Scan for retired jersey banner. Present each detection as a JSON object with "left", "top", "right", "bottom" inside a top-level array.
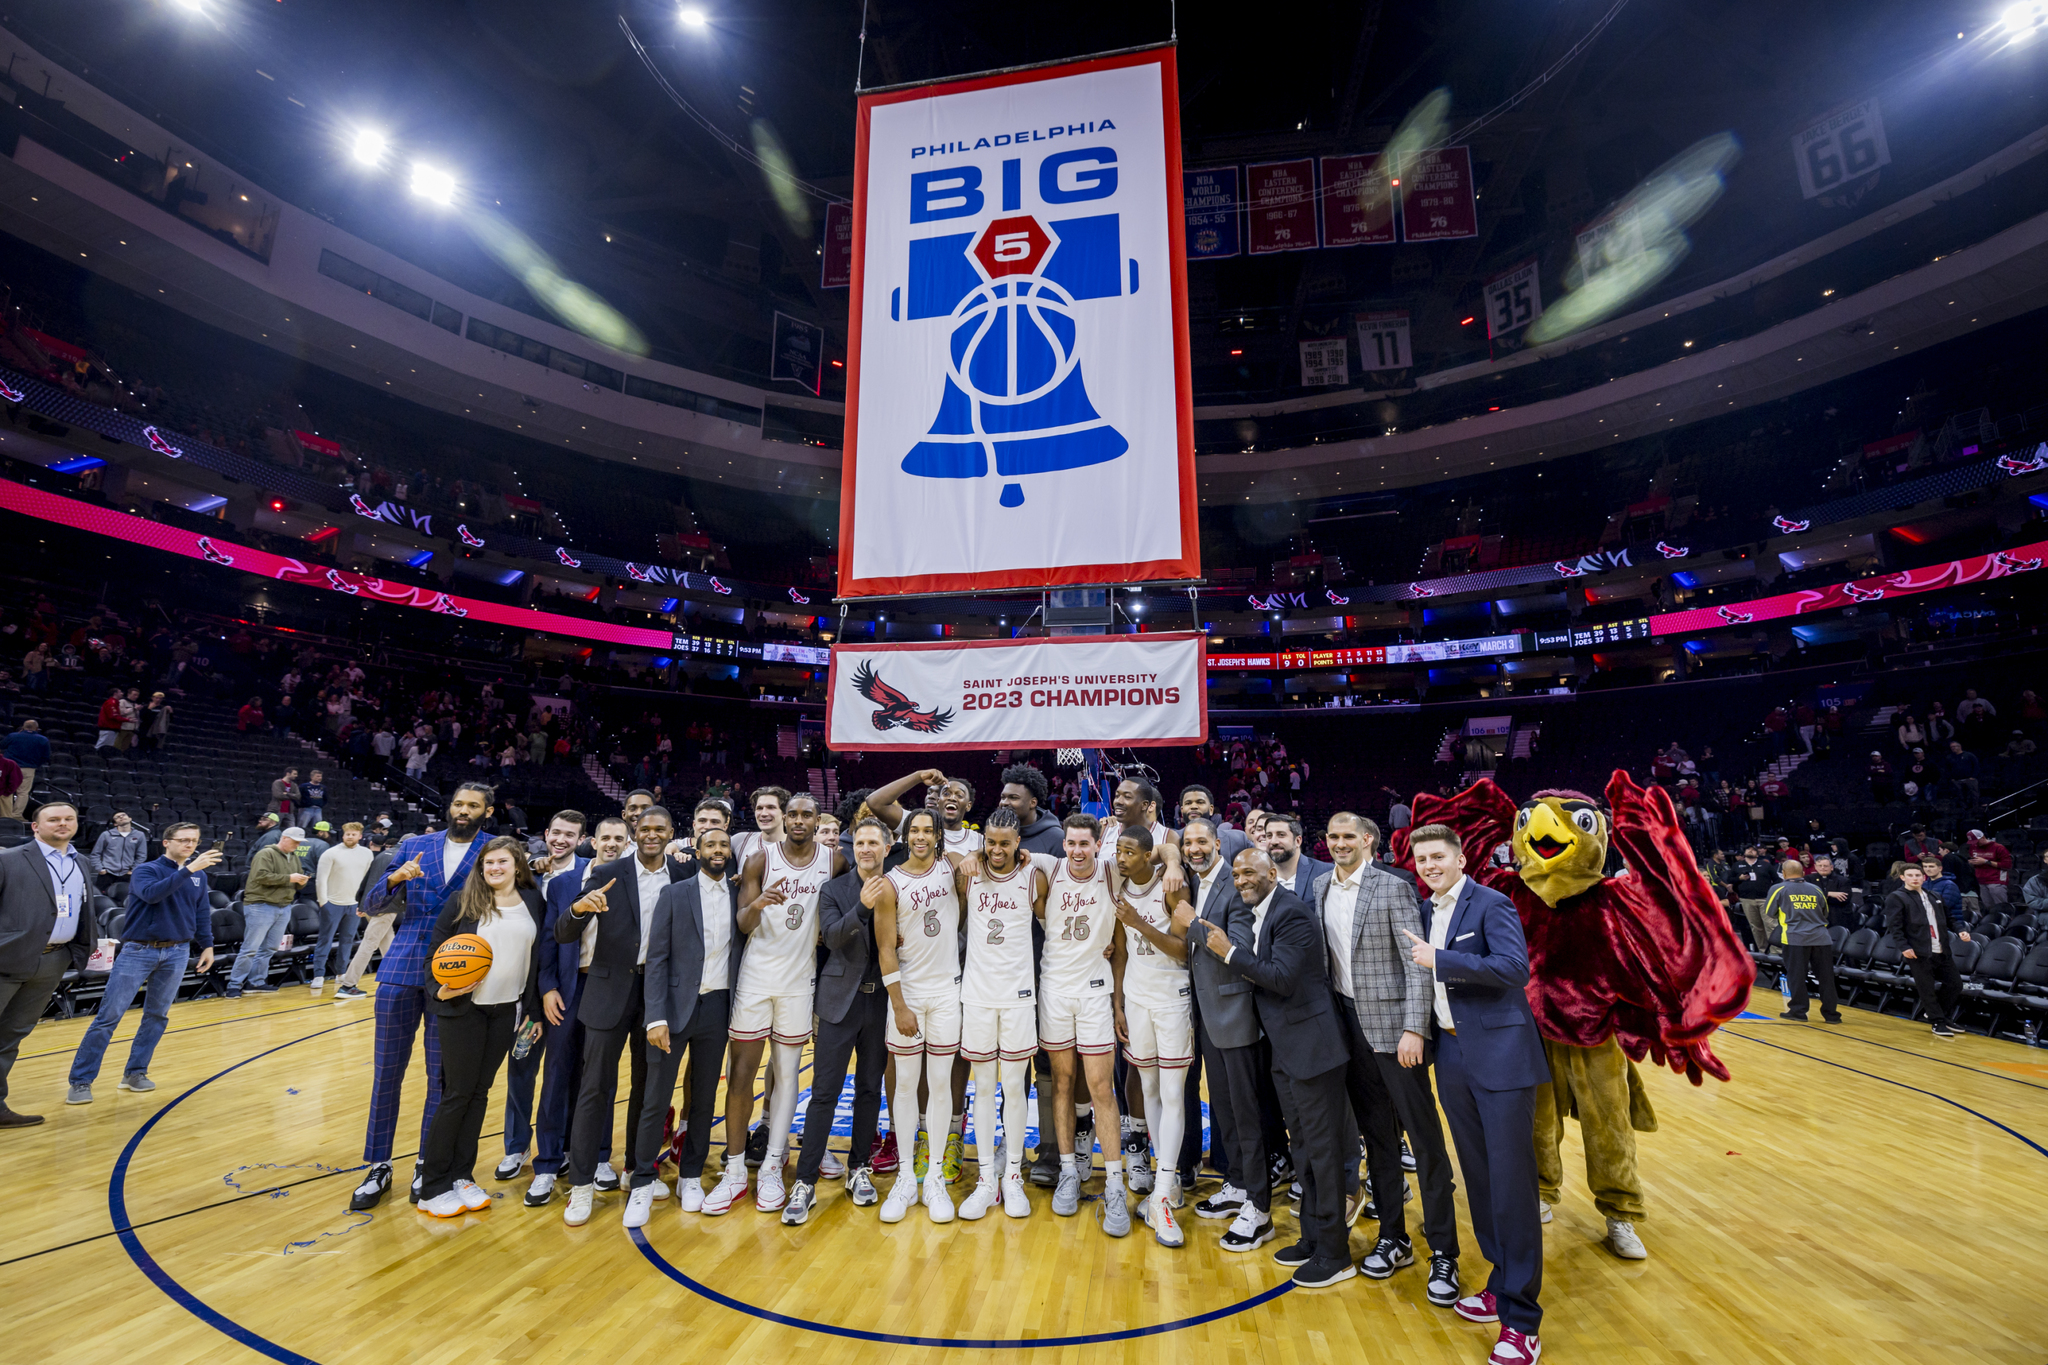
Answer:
[
  {"left": 827, "top": 632, "right": 1207, "bottom": 752},
  {"left": 840, "top": 47, "right": 1198, "bottom": 598}
]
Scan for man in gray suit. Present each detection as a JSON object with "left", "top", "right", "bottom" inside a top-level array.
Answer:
[
  {"left": 1179, "top": 818, "right": 1272, "bottom": 1252},
  {"left": 628, "top": 826, "right": 745, "bottom": 1227},
  {"left": 1, "top": 801, "right": 98, "bottom": 1127},
  {"left": 1312, "top": 812, "right": 1461, "bottom": 1306}
]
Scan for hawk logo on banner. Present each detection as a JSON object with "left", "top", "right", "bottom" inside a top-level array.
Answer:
[
  {"left": 142, "top": 425, "right": 183, "bottom": 458},
  {"left": 1997, "top": 444, "right": 2048, "bottom": 476},
  {"left": 1407, "top": 583, "right": 1435, "bottom": 598},
  {"left": 1655, "top": 541, "right": 1690, "bottom": 560},
  {"left": 853, "top": 661, "right": 956, "bottom": 733},
  {"left": 788, "top": 587, "right": 811, "bottom": 605},
  {"left": 457, "top": 524, "right": 486, "bottom": 547},
  {"left": 0, "top": 379, "right": 23, "bottom": 403},
  {"left": 556, "top": 547, "right": 582, "bottom": 568},
  {"left": 841, "top": 47, "right": 1196, "bottom": 597},
  {"left": 1716, "top": 606, "right": 1753, "bottom": 624},
  {"left": 1771, "top": 516, "right": 1811, "bottom": 534},
  {"left": 198, "top": 536, "right": 234, "bottom": 566},
  {"left": 1553, "top": 561, "right": 1585, "bottom": 579},
  {"left": 1842, "top": 582, "right": 1884, "bottom": 602}
]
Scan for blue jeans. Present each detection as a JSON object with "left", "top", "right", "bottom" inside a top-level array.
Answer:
[
  {"left": 298, "top": 807, "right": 323, "bottom": 832},
  {"left": 229, "top": 903, "right": 291, "bottom": 988},
  {"left": 313, "top": 903, "right": 359, "bottom": 980},
  {"left": 69, "top": 942, "right": 190, "bottom": 1085}
]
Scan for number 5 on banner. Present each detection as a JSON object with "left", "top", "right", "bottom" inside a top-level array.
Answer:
[{"left": 992, "top": 232, "right": 1032, "bottom": 263}]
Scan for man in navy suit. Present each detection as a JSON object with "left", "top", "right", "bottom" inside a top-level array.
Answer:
[
  {"left": 1405, "top": 823, "right": 1549, "bottom": 1365},
  {"left": 496, "top": 810, "right": 589, "bottom": 1184},
  {"left": 1200, "top": 848, "right": 1355, "bottom": 1289},
  {"left": 626, "top": 825, "right": 745, "bottom": 1228},
  {"left": 521, "top": 815, "right": 629, "bottom": 1207}
]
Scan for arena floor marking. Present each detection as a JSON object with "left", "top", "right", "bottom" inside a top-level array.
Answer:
[
  {"left": 19, "top": 997, "right": 357, "bottom": 1061},
  {"left": 1773, "top": 1020, "right": 2048, "bottom": 1090}
]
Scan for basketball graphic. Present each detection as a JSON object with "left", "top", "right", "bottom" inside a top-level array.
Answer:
[{"left": 431, "top": 933, "right": 493, "bottom": 990}]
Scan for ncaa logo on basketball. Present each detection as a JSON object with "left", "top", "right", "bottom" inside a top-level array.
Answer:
[{"left": 842, "top": 49, "right": 1198, "bottom": 597}]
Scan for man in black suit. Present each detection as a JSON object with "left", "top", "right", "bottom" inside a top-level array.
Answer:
[
  {"left": 1261, "top": 813, "right": 1332, "bottom": 901},
  {"left": 783, "top": 817, "right": 894, "bottom": 1223},
  {"left": 1200, "top": 848, "right": 1355, "bottom": 1289},
  {"left": 1405, "top": 823, "right": 1550, "bottom": 1365},
  {"left": 0, "top": 802, "right": 96, "bottom": 1128},
  {"left": 624, "top": 826, "right": 744, "bottom": 1228},
  {"left": 553, "top": 806, "right": 685, "bottom": 1226}
]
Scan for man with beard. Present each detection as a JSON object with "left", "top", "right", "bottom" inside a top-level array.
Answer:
[
  {"left": 349, "top": 782, "right": 494, "bottom": 1211},
  {"left": 1179, "top": 785, "right": 1250, "bottom": 863},
  {"left": 626, "top": 827, "right": 744, "bottom": 1228}
]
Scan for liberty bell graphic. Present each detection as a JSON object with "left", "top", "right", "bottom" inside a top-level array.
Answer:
[{"left": 897, "top": 212, "right": 1130, "bottom": 507}]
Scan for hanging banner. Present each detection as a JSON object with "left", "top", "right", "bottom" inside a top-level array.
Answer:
[
  {"left": 1183, "top": 165, "right": 1242, "bottom": 259},
  {"left": 1355, "top": 309, "right": 1411, "bottom": 371},
  {"left": 827, "top": 632, "right": 1207, "bottom": 751},
  {"left": 1484, "top": 258, "right": 1543, "bottom": 340},
  {"left": 1319, "top": 153, "right": 1396, "bottom": 247},
  {"left": 841, "top": 46, "right": 1198, "bottom": 598},
  {"left": 1246, "top": 158, "right": 1317, "bottom": 254},
  {"left": 1398, "top": 146, "right": 1478, "bottom": 242},
  {"left": 1792, "top": 97, "right": 1890, "bottom": 201},
  {"left": 770, "top": 311, "right": 826, "bottom": 394},
  {"left": 1298, "top": 337, "right": 1349, "bottom": 388},
  {"left": 820, "top": 202, "right": 855, "bottom": 288}
]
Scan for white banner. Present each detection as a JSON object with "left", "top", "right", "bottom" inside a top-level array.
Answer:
[
  {"left": 1355, "top": 310, "right": 1410, "bottom": 371},
  {"left": 1792, "top": 98, "right": 1890, "bottom": 201},
  {"left": 841, "top": 48, "right": 1197, "bottom": 597},
  {"left": 1298, "top": 337, "right": 1348, "bottom": 387},
  {"left": 827, "top": 632, "right": 1207, "bottom": 752},
  {"left": 1484, "top": 258, "right": 1542, "bottom": 340}
]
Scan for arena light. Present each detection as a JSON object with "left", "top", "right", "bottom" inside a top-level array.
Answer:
[
  {"left": 410, "top": 162, "right": 457, "bottom": 207},
  {"left": 2003, "top": 2, "right": 2048, "bottom": 36},
  {"left": 351, "top": 129, "right": 388, "bottom": 168},
  {"left": 679, "top": 5, "right": 709, "bottom": 27}
]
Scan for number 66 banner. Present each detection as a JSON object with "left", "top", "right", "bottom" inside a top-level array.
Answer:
[
  {"left": 838, "top": 46, "right": 1199, "bottom": 598},
  {"left": 827, "top": 633, "right": 1207, "bottom": 752}
]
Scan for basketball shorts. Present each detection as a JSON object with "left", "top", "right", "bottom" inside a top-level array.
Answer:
[
  {"left": 729, "top": 989, "right": 814, "bottom": 1047},
  {"left": 1038, "top": 990, "right": 1115, "bottom": 1056},
  {"left": 885, "top": 993, "right": 963, "bottom": 1058},
  {"left": 1121, "top": 997, "right": 1194, "bottom": 1069},
  {"left": 960, "top": 1004, "right": 1038, "bottom": 1063}
]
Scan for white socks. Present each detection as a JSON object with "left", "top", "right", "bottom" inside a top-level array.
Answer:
[{"left": 1140, "top": 1064, "right": 1189, "bottom": 1179}]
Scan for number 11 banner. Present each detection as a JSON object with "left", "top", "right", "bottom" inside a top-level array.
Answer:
[{"left": 839, "top": 46, "right": 1199, "bottom": 598}]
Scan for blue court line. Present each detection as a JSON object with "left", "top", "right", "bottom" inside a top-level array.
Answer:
[
  {"left": 1769, "top": 1021, "right": 2048, "bottom": 1092},
  {"left": 631, "top": 1227, "right": 1295, "bottom": 1348},
  {"left": 1722, "top": 1029, "right": 2048, "bottom": 1160}
]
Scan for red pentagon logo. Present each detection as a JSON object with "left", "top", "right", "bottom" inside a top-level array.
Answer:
[{"left": 971, "top": 215, "right": 1054, "bottom": 279}]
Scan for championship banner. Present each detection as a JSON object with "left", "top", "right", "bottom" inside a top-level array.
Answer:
[
  {"left": 1398, "top": 146, "right": 1478, "bottom": 242},
  {"left": 1245, "top": 159, "right": 1316, "bottom": 254},
  {"left": 826, "top": 632, "right": 1207, "bottom": 752},
  {"left": 1183, "top": 165, "right": 1241, "bottom": 259},
  {"left": 840, "top": 46, "right": 1198, "bottom": 598},
  {"left": 1318, "top": 153, "right": 1396, "bottom": 247},
  {"left": 820, "top": 202, "right": 855, "bottom": 288}
]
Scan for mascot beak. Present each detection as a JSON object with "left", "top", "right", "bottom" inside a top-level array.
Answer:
[{"left": 1521, "top": 804, "right": 1577, "bottom": 863}]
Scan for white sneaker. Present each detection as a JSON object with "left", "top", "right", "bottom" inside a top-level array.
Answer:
[
  {"left": 820, "top": 1147, "right": 847, "bottom": 1179},
  {"left": 563, "top": 1183, "right": 595, "bottom": 1226},
  {"left": 418, "top": 1189, "right": 466, "bottom": 1218},
  {"left": 1538, "top": 1198, "right": 1553, "bottom": 1224},
  {"left": 309, "top": 976, "right": 325, "bottom": 991},
  {"left": 756, "top": 1159, "right": 788, "bottom": 1212},
  {"left": 922, "top": 1173, "right": 956, "bottom": 1223},
  {"left": 453, "top": 1179, "right": 491, "bottom": 1211},
  {"left": 880, "top": 1176, "right": 915, "bottom": 1224},
  {"left": 678, "top": 1177, "right": 705, "bottom": 1213},
  {"left": 1605, "top": 1217, "right": 1647, "bottom": 1260},
  {"left": 623, "top": 1185, "right": 656, "bottom": 1229},
  {"left": 702, "top": 1158, "right": 749, "bottom": 1216},
  {"left": 524, "top": 1172, "right": 556, "bottom": 1207},
  {"left": 1001, "top": 1170, "right": 1032, "bottom": 1218},
  {"left": 1144, "top": 1191, "right": 1185, "bottom": 1248},
  {"left": 647, "top": 1178, "right": 670, "bottom": 1201},
  {"left": 594, "top": 1161, "right": 621, "bottom": 1191},
  {"left": 494, "top": 1151, "right": 526, "bottom": 1181},
  {"left": 958, "top": 1178, "right": 1000, "bottom": 1221}
]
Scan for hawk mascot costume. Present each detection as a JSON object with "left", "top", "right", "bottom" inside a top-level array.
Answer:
[{"left": 1394, "top": 770, "right": 1751, "bottom": 1258}]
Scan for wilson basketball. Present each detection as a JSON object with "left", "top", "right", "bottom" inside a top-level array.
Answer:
[{"left": 431, "top": 934, "right": 493, "bottom": 990}]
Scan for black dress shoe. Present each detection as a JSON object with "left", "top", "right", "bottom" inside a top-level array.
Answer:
[
  {"left": 1272, "top": 1239, "right": 1315, "bottom": 1268},
  {"left": 349, "top": 1162, "right": 392, "bottom": 1211},
  {"left": 0, "top": 1106, "right": 46, "bottom": 1128}
]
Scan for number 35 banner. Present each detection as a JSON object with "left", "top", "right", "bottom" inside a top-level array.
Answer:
[
  {"left": 839, "top": 47, "right": 1199, "bottom": 598},
  {"left": 827, "top": 633, "right": 1207, "bottom": 752}
]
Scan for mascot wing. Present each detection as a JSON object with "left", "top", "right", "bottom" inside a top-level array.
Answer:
[
  {"left": 1393, "top": 778, "right": 1521, "bottom": 895},
  {"left": 1600, "top": 769, "right": 1752, "bottom": 1083}
]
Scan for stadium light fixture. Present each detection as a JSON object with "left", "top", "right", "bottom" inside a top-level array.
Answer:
[
  {"left": 410, "top": 162, "right": 457, "bottom": 206},
  {"left": 679, "top": 6, "right": 709, "bottom": 28},
  {"left": 2002, "top": 3, "right": 2047, "bottom": 35},
  {"left": 351, "top": 129, "right": 387, "bottom": 168}
]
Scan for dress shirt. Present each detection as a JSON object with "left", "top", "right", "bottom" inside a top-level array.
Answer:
[
  {"left": 1322, "top": 864, "right": 1364, "bottom": 998},
  {"left": 1427, "top": 875, "right": 1465, "bottom": 1031},
  {"left": 698, "top": 871, "right": 733, "bottom": 993},
  {"left": 41, "top": 838, "right": 84, "bottom": 944},
  {"left": 1916, "top": 889, "right": 1942, "bottom": 953},
  {"left": 1192, "top": 863, "right": 1224, "bottom": 920},
  {"left": 578, "top": 861, "right": 602, "bottom": 969},
  {"left": 635, "top": 859, "right": 668, "bottom": 965},
  {"left": 1224, "top": 887, "right": 1277, "bottom": 964}
]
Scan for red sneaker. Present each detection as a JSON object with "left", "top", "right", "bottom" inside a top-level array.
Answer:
[
  {"left": 1454, "top": 1291, "right": 1499, "bottom": 1324},
  {"left": 1488, "top": 1327, "right": 1540, "bottom": 1363},
  {"left": 872, "top": 1131, "right": 901, "bottom": 1174}
]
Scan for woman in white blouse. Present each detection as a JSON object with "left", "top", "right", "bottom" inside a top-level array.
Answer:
[{"left": 417, "top": 836, "right": 545, "bottom": 1219}]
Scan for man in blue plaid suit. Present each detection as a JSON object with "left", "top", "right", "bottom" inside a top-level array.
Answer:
[{"left": 348, "top": 783, "right": 493, "bottom": 1211}]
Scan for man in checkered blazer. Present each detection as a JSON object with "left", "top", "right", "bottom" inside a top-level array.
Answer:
[
  {"left": 1310, "top": 812, "right": 1464, "bottom": 1306},
  {"left": 346, "top": 783, "right": 494, "bottom": 1211}
]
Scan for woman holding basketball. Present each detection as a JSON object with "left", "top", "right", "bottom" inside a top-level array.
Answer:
[{"left": 417, "top": 836, "right": 546, "bottom": 1219}]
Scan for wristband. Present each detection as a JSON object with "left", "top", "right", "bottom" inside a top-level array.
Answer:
[{"left": 881, "top": 971, "right": 902, "bottom": 987}]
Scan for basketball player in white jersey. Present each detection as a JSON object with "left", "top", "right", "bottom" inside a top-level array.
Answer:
[
  {"left": 1100, "top": 776, "right": 1184, "bottom": 1182},
  {"left": 1110, "top": 825, "right": 1196, "bottom": 1248},
  {"left": 704, "top": 794, "right": 844, "bottom": 1214},
  {"left": 955, "top": 808, "right": 1045, "bottom": 1220},
  {"left": 869, "top": 809, "right": 969, "bottom": 1223},
  {"left": 1037, "top": 812, "right": 1132, "bottom": 1236}
]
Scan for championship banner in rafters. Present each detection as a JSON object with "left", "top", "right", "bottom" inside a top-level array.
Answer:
[
  {"left": 827, "top": 633, "right": 1207, "bottom": 752},
  {"left": 838, "top": 46, "right": 1199, "bottom": 598}
]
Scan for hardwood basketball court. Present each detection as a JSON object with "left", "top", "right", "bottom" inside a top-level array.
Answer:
[{"left": 5, "top": 985, "right": 2042, "bottom": 1364}]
